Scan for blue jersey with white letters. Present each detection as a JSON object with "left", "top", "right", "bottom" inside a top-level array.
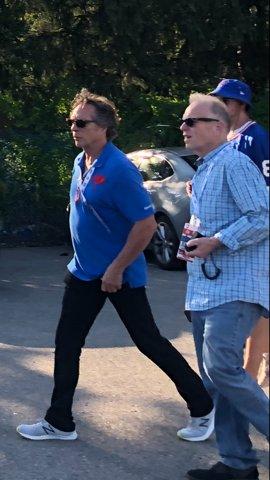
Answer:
[{"left": 230, "top": 122, "right": 269, "bottom": 187}]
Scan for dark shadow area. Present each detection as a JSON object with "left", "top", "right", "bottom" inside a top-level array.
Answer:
[
  {"left": 0, "top": 247, "right": 268, "bottom": 480},
  {"left": 0, "top": 247, "right": 190, "bottom": 349},
  {"left": 0, "top": 346, "right": 268, "bottom": 480}
]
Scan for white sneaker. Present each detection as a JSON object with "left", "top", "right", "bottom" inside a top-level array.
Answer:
[
  {"left": 177, "top": 408, "right": 215, "bottom": 442},
  {"left": 17, "top": 419, "right": 78, "bottom": 441}
]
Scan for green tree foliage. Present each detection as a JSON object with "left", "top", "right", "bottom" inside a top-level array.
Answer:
[
  {"left": 1, "top": 0, "right": 268, "bottom": 116},
  {"left": 0, "top": 0, "right": 268, "bottom": 238}
]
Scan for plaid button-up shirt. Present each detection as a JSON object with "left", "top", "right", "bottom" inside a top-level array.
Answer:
[{"left": 186, "top": 142, "right": 269, "bottom": 311}]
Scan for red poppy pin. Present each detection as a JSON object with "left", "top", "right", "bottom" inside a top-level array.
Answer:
[{"left": 92, "top": 174, "right": 106, "bottom": 185}]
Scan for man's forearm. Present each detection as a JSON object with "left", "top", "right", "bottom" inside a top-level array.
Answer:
[
  {"left": 110, "top": 217, "right": 157, "bottom": 272},
  {"left": 214, "top": 211, "right": 269, "bottom": 251}
]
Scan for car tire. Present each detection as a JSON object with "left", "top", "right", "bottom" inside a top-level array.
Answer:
[{"left": 152, "top": 215, "right": 185, "bottom": 270}]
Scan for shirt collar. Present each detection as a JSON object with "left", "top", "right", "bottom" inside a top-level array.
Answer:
[
  {"left": 78, "top": 141, "right": 114, "bottom": 169},
  {"left": 233, "top": 120, "right": 255, "bottom": 135},
  {"left": 95, "top": 141, "right": 115, "bottom": 167},
  {"left": 198, "top": 142, "right": 230, "bottom": 165}
]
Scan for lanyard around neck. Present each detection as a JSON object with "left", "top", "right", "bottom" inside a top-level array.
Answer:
[{"left": 78, "top": 158, "right": 98, "bottom": 193}]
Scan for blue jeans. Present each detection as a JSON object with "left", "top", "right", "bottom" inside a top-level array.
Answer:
[{"left": 192, "top": 301, "right": 269, "bottom": 470}]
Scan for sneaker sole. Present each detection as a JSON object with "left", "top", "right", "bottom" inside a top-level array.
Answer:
[
  {"left": 16, "top": 428, "right": 78, "bottom": 441},
  {"left": 177, "top": 433, "right": 212, "bottom": 442},
  {"left": 177, "top": 426, "right": 215, "bottom": 442}
]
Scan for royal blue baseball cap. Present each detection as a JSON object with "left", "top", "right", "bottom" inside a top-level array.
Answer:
[{"left": 210, "top": 79, "right": 252, "bottom": 106}]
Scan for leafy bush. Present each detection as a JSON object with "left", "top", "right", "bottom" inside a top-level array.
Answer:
[
  {"left": 0, "top": 87, "right": 268, "bottom": 245},
  {"left": 0, "top": 132, "right": 75, "bottom": 240},
  {"left": 117, "top": 91, "right": 187, "bottom": 152},
  {"left": 252, "top": 88, "right": 269, "bottom": 129}
]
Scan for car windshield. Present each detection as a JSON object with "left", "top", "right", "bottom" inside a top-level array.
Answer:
[{"left": 131, "top": 154, "right": 174, "bottom": 181}]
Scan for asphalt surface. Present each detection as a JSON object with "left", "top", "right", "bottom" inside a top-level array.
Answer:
[{"left": 0, "top": 247, "right": 269, "bottom": 480}]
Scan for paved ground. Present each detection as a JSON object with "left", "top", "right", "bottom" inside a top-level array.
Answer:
[{"left": 0, "top": 247, "right": 269, "bottom": 480}]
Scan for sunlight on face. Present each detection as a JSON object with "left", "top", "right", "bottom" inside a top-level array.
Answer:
[{"left": 180, "top": 102, "right": 226, "bottom": 156}]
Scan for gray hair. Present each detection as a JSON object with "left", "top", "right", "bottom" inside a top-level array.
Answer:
[{"left": 189, "top": 92, "right": 231, "bottom": 129}]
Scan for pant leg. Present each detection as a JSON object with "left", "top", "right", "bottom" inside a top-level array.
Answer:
[
  {"left": 194, "top": 302, "right": 269, "bottom": 470},
  {"left": 191, "top": 310, "right": 216, "bottom": 397},
  {"left": 45, "top": 273, "right": 106, "bottom": 431},
  {"left": 192, "top": 310, "right": 256, "bottom": 470},
  {"left": 109, "top": 285, "right": 213, "bottom": 417}
]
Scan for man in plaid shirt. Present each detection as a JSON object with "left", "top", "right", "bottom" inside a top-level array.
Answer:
[
  {"left": 179, "top": 93, "right": 269, "bottom": 480},
  {"left": 210, "top": 78, "right": 269, "bottom": 389}
]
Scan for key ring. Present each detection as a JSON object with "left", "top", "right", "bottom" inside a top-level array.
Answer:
[{"left": 201, "top": 254, "right": 221, "bottom": 280}]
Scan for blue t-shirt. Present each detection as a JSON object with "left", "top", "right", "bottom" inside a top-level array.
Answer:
[
  {"left": 230, "top": 121, "right": 269, "bottom": 187},
  {"left": 67, "top": 142, "right": 155, "bottom": 287}
]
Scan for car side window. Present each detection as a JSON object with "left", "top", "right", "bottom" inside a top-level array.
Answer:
[{"left": 139, "top": 156, "right": 174, "bottom": 181}]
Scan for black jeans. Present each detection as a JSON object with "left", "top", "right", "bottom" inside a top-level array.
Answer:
[{"left": 45, "top": 273, "right": 213, "bottom": 431}]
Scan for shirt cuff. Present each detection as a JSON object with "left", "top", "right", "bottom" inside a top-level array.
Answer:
[{"left": 214, "top": 231, "right": 239, "bottom": 251}]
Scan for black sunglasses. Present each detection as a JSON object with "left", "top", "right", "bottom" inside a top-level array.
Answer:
[
  {"left": 66, "top": 118, "right": 97, "bottom": 128},
  {"left": 181, "top": 117, "right": 220, "bottom": 128}
]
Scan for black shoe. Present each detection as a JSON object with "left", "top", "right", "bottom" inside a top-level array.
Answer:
[{"left": 186, "top": 462, "right": 259, "bottom": 479}]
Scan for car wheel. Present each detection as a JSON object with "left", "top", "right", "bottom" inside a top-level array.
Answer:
[{"left": 152, "top": 215, "right": 185, "bottom": 270}]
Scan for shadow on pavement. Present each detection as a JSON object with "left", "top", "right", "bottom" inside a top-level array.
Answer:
[
  {"left": 0, "top": 345, "right": 268, "bottom": 480},
  {"left": 0, "top": 248, "right": 269, "bottom": 480},
  {"left": 0, "top": 247, "right": 190, "bottom": 349}
]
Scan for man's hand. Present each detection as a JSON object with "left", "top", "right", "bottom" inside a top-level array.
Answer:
[
  {"left": 186, "top": 237, "right": 222, "bottom": 259},
  {"left": 186, "top": 180, "right": 193, "bottom": 198},
  {"left": 101, "top": 216, "right": 156, "bottom": 293},
  {"left": 101, "top": 265, "right": 123, "bottom": 293}
]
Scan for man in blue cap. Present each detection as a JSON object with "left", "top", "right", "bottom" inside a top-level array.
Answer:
[
  {"left": 210, "top": 79, "right": 269, "bottom": 390},
  {"left": 210, "top": 79, "right": 269, "bottom": 187}
]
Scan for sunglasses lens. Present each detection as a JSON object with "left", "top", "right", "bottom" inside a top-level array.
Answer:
[
  {"left": 182, "top": 118, "right": 195, "bottom": 127},
  {"left": 76, "top": 120, "right": 86, "bottom": 128},
  {"left": 66, "top": 119, "right": 87, "bottom": 127}
]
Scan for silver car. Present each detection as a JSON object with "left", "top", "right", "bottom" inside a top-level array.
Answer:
[{"left": 127, "top": 147, "right": 197, "bottom": 270}]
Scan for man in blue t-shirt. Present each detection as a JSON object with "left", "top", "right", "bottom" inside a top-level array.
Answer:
[
  {"left": 17, "top": 89, "right": 214, "bottom": 442},
  {"left": 211, "top": 79, "right": 269, "bottom": 389}
]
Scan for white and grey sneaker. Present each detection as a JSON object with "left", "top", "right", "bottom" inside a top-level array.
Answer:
[
  {"left": 177, "top": 408, "right": 215, "bottom": 442},
  {"left": 17, "top": 419, "right": 78, "bottom": 441}
]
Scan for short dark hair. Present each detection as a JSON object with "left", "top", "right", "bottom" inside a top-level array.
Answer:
[{"left": 71, "top": 88, "right": 120, "bottom": 141}]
